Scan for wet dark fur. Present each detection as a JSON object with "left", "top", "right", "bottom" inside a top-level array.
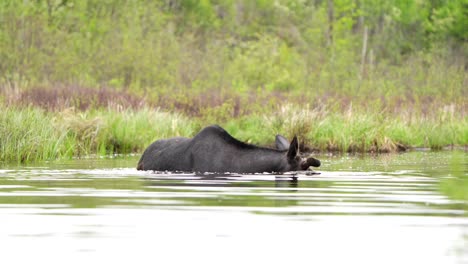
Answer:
[{"left": 137, "top": 125, "right": 320, "bottom": 173}]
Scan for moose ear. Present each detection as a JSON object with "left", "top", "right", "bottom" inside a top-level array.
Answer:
[
  {"left": 275, "top": 135, "right": 290, "bottom": 151},
  {"left": 287, "top": 136, "right": 299, "bottom": 160}
]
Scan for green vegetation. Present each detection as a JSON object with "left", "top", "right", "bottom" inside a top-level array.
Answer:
[
  {"left": 0, "top": 102, "right": 465, "bottom": 163},
  {"left": 0, "top": 105, "right": 194, "bottom": 162},
  {"left": 0, "top": 0, "right": 466, "bottom": 162}
]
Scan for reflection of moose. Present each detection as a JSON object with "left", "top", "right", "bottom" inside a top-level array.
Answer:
[{"left": 137, "top": 125, "right": 320, "bottom": 173}]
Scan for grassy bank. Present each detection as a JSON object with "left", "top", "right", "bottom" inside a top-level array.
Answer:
[
  {"left": 0, "top": 105, "right": 194, "bottom": 162},
  {"left": 0, "top": 101, "right": 466, "bottom": 163}
]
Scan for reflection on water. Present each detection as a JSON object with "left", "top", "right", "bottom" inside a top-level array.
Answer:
[{"left": 0, "top": 152, "right": 467, "bottom": 264}]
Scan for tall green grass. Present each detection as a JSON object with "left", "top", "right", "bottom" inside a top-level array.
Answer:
[
  {"left": 222, "top": 104, "right": 467, "bottom": 153},
  {"left": 0, "top": 106, "right": 58, "bottom": 162},
  {"left": 0, "top": 105, "right": 196, "bottom": 163},
  {"left": 1, "top": 103, "right": 466, "bottom": 163}
]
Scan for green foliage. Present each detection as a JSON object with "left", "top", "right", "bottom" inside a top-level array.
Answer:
[
  {"left": 0, "top": 0, "right": 465, "bottom": 93},
  {"left": 425, "top": 0, "right": 468, "bottom": 42}
]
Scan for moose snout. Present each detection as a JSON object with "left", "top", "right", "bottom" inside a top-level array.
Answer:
[
  {"left": 306, "top": 157, "right": 321, "bottom": 167},
  {"left": 300, "top": 156, "right": 321, "bottom": 170}
]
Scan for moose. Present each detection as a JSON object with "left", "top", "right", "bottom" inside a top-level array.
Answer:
[{"left": 137, "top": 125, "right": 320, "bottom": 173}]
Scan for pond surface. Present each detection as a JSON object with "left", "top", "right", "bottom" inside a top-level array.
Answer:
[{"left": 0, "top": 151, "right": 467, "bottom": 264}]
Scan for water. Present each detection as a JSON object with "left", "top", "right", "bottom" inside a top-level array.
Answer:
[{"left": 0, "top": 152, "right": 467, "bottom": 264}]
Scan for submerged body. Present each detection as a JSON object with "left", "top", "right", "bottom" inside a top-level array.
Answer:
[{"left": 137, "top": 125, "right": 320, "bottom": 173}]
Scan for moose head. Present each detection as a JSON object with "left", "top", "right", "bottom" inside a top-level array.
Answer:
[{"left": 276, "top": 135, "right": 321, "bottom": 171}]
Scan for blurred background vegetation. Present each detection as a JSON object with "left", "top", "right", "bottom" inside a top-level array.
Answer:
[
  {"left": 0, "top": 0, "right": 466, "bottom": 161},
  {"left": 1, "top": 0, "right": 466, "bottom": 96}
]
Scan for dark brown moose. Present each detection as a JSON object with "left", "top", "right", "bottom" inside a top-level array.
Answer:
[{"left": 137, "top": 125, "right": 320, "bottom": 173}]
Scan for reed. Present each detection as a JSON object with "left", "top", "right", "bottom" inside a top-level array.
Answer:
[
  {"left": 240, "top": 104, "right": 467, "bottom": 153},
  {"left": 0, "top": 101, "right": 466, "bottom": 163},
  {"left": 0, "top": 105, "right": 195, "bottom": 163},
  {"left": 0, "top": 106, "right": 58, "bottom": 162}
]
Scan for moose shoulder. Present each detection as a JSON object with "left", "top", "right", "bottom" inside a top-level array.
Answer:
[{"left": 137, "top": 125, "right": 320, "bottom": 173}]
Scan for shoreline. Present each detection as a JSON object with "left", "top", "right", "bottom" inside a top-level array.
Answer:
[
  {"left": 1, "top": 148, "right": 466, "bottom": 167},
  {"left": 1, "top": 103, "right": 466, "bottom": 163}
]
